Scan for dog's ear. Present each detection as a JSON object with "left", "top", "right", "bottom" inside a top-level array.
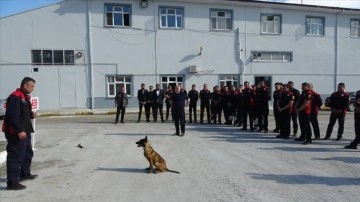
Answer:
[{"left": 145, "top": 135, "right": 147, "bottom": 140}]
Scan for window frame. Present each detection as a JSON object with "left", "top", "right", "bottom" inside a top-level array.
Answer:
[
  {"left": 350, "top": 19, "right": 360, "bottom": 38},
  {"left": 104, "top": 3, "right": 132, "bottom": 28},
  {"left": 159, "top": 6, "right": 184, "bottom": 29},
  {"left": 305, "top": 16, "right": 325, "bottom": 36},
  {"left": 260, "top": 14, "right": 282, "bottom": 35},
  {"left": 31, "top": 50, "right": 75, "bottom": 65},
  {"left": 210, "top": 9, "right": 233, "bottom": 31},
  {"left": 160, "top": 75, "right": 184, "bottom": 91},
  {"left": 106, "top": 75, "right": 133, "bottom": 98},
  {"left": 219, "top": 75, "right": 239, "bottom": 88},
  {"left": 251, "top": 51, "right": 292, "bottom": 63}
]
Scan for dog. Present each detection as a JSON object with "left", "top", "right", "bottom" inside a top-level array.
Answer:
[{"left": 135, "top": 136, "right": 180, "bottom": 174}]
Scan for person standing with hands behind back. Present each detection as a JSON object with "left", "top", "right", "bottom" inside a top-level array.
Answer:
[
  {"left": 170, "top": 85, "right": 188, "bottom": 136},
  {"left": 114, "top": 87, "right": 128, "bottom": 124},
  {"left": 2, "top": 77, "right": 37, "bottom": 190}
]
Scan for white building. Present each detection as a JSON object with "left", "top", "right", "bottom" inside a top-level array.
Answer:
[{"left": 0, "top": 0, "right": 359, "bottom": 109}]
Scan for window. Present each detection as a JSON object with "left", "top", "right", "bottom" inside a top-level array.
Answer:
[
  {"left": 31, "top": 50, "right": 75, "bottom": 65},
  {"left": 159, "top": 7, "right": 184, "bottom": 29},
  {"left": 210, "top": 10, "right": 232, "bottom": 31},
  {"left": 161, "top": 76, "right": 183, "bottom": 90},
  {"left": 107, "top": 76, "right": 132, "bottom": 97},
  {"left": 251, "top": 51, "right": 292, "bottom": 62},
  {"left": 219, "top": 75, "right": 238, "bottom": 88},
  {"left": 261, "top": 14, "right": 281, "bottom": 34},
  {"left": 105, "top": 4, "right": 131, "bottom": 27},
  {"left": 350, "top": 19, "right": 360, "bottom": 37},
  {"left": 306, "top": 17, "right": 324, "bottom": 36}
]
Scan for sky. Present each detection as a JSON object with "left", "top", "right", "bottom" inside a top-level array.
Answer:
[{"left": 0, "top": 0, "right": 360, "bottom": 18}]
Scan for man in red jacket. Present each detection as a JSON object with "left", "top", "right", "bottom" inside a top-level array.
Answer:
[{"left": 2, "top": 77, "right": 38, "bottom": 190}]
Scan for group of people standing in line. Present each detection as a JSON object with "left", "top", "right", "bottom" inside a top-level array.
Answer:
[{"left": 115, "top": 81, "right": 360, "bottom": 149}]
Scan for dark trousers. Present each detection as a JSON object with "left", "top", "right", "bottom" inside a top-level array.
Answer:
[
  {"left": 299, "top": 111, "right": 312, "bottom": 141},
  {"left": 144, "top": 103, "right": 151, "bottom": 121},
  {"left": 291, "top": 112, "right": 299, "bottom": 133},
  {"left": 200, "top": 102, "right": 210, "bottom": 123},
  {"left": 351, "top": 113, "right": 360, "bottom": 145},
  {"left": 211, "top": 103, "right": 221, "bottom": 124},
  {"left": 279, "top": 111, "right": 291, "bottom": 137},
  {"left": 188, "top": 104, "right": 197, "bottom": 122},
  {"left": 325, "top": 112, "right": 345, "bottom": 138},
  {"left": 165, "top": 101, "right": 172, "bottom": 120},
  {"left": 115, "top": 106, "right": 125, "bottom": 122},
  {"left": 242, "top": 106, "right": 254, "bottom": 129},
  {"left": 236, "top": 107, "right": 243, "bottom": 125},
  {"left": 273, "top": 105, "right": 281, "bottom": 130},
  {"left": 152, "top": 103, "right": 164, "bottom": 122},
  {"left": 223, "top": 104, "right": 232, "bottom": 124},
  {"left": 6, "top": 132, "right": 33, "bottom": 184},
  {"left": 257, "top": 105, "right": 269, "bottom": 130},
  {"left": 173, "top": 108, "right": 185, "bottom": 134},
  {"left": 310, "top": 113, "right": 320, "bottom": 138},
  {"left": 137, "top": 103, "right": 146, "bottom": 121}
]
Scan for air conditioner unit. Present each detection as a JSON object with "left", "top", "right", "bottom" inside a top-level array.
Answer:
[
  {"left": 189, "top": 65, "right": 200, "bottom": 73},
  {"left": 74, "top": 50, "right": 85, "bottom": 64}
]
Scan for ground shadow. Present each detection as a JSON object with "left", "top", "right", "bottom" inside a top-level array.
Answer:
[
  {"left": 312, "top": 156, "right": 360, "bottom": 164},
  {"left": 104, "top": 132, "right": 173, "bottom": 136},
  {"left": 247, "top": 173, "right": 360, "bottom": 186},
  {"left": 96, "top": 167, "right": 146, "bottom": 173},
  {"left": 259, "top": 146, "right": 353, "bottom": 153}
]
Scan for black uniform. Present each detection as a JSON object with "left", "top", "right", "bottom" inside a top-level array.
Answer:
[
  {"left": 221, "top": 90, "right": 232, "bottom": 125},
  {"left": 296, "top": 90, "right": 313, "bottom": 143},
  {"left": 241, "top": 87, "right": 255, "bottom": 130},
  {"left": 235, "top": 90, "right": 243, "bottom": 126},
  {"left": 165, "top": 89, "right": 173, "bottom": 121},
  {"left": 324, "top": 91, "right": 349, "bottom": 140},
  {"left": 210, "top": 91, "right": 221, "bottom": 124},
  {"left": 171, "top": 92, "right": 188, "bottom": 135},
  {"left": 115, "top": 91, "right": 128, "bottom": 123},
  {"left": 273, "top": 89, "right": 282, "bottom": 132},
  {"left": 2, "top": 88, "right": 35, "bottom": 187},
  {"left": 346, "top": 91, "right": 360, "bottom": 148},
  {"left": 310, "top": 90, "right": 322, "bottom": 139},
  {"left": 152, "top": 89, "right": 165, "bottom": 122},
  {"left": 188, "top": 89, "right": 199, "bottom": 123},
  {"left": 255, "top": 86, "right": 270, "bottom": 132},
  {"left": 289, "top": 87, "right": 300, "bottom": 135},
  {"left": 278, "top": 90, "right": 294, "bottom": 138},
  {"left": 199, "top": 89, "right": 211, "bottom": 123},
  {"left": 137, "top": 88, "right": 149, "bottom": 122},
  {"left": 145, "top": 90, "right": 153, "bottom": 122}
]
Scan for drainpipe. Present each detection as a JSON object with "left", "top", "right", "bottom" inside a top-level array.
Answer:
[
  {"left": 86, "top": 0, "right": 94, "bottom": 109},
  {"left": 334, "top": 9, "right": 343, "bottom": 91},
  {"left": 237, "top": 28, "right": 245, "bottom": 84}
]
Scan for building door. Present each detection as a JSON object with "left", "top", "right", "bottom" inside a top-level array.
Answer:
[
  {"left": 60, "top": 73, "right": 77, "bottom": 108},
  {"left": 161, "top": 76, "right": 184, "bottom": 90},
  {"left": 254, "top": 76, "right": 272, "bottom": 100}
]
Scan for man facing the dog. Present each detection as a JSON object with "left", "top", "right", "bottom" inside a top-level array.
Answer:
[
  {"left": 2, "top": 77, "right": 38, "bottom": 190},
  {"left": 170, "top": 85, "right": 188, "bottom": 136}
]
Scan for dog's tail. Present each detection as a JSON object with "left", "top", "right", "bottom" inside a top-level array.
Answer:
[{"left": 166, "top": 168, "right": 180, "bottom": 174}]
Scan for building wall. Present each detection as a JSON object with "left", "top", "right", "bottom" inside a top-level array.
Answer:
[{"left": 0, "top": 0, "right": 359, "bottom": 109}]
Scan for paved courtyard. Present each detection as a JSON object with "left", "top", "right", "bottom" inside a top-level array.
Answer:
[{"left": 0, "top": 111, "right": 359, "bottom": 202}]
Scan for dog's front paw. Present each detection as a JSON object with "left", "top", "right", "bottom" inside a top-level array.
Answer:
[
  {"left": 147, "top": 168, "right": 153, "bottom": 173},
  {"left": 145, "top": 167, "right": 152, "bottom": 171}
]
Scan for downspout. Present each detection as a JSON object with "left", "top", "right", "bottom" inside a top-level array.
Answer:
[
  {"left": 86, "top": 0, "right": 94, "bottom": 109},
  {"left": 237, "top": 28, "right": 244, "bottom": 83},
  {"left": 334, "top": 9, "right": 343, "bottom": 91},
  {"left": 152, "top": 0, "right": 158, "bottom": 84}
]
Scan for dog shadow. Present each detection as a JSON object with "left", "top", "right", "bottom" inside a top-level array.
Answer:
[{"left": 96, "top": 167, "right": 146, "bottom": 173}]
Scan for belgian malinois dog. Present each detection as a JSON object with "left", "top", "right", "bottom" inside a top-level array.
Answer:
[{"left": 136, "top": 136, "right": 180, "bottom": 174}]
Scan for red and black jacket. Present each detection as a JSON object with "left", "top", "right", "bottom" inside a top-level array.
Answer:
[{"left": 2, "top": 88, "right": 34, "bottom": 135}]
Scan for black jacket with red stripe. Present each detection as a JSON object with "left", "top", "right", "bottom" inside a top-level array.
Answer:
[{"left": 2, "top": 88, "right": 34, "bottom": 135}]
